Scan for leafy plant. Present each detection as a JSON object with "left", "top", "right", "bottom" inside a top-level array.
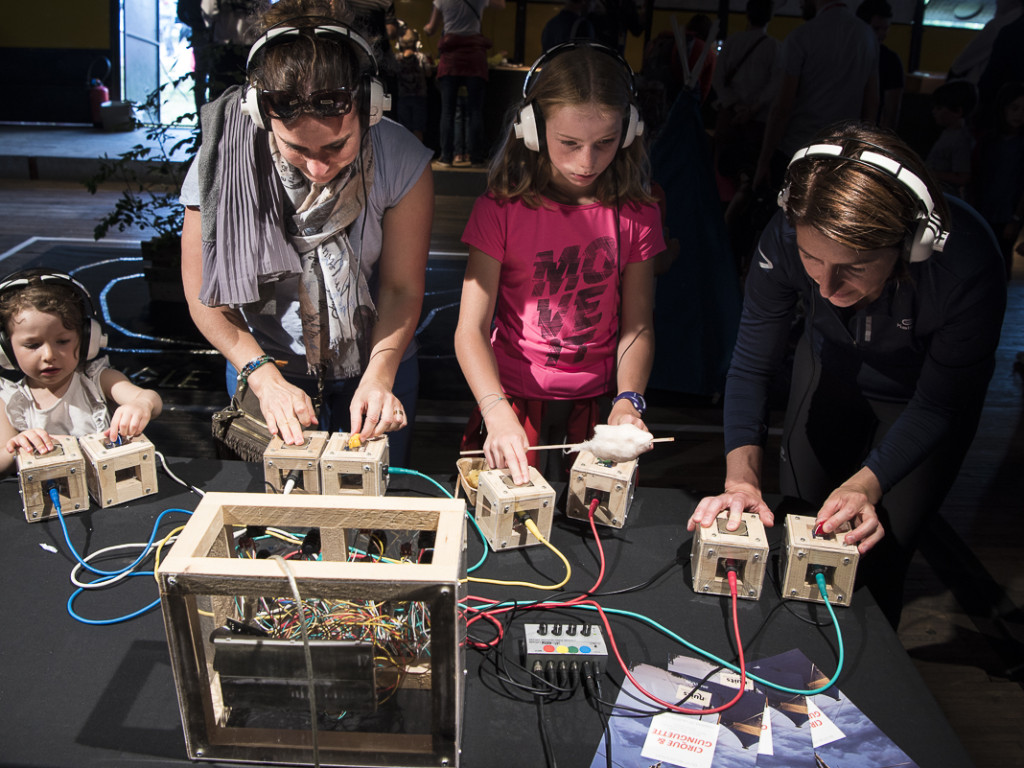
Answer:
[{"left": 84, "top": 76, "right": 199, "bottom": 245}]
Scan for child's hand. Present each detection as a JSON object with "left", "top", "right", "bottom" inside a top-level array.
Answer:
[
  {"left": 107, "top": 401, "right": 154, "bottom": 442},
  {"left": 6, "top": 428, "right": 55, "bottom": 456},
  {"left": 482, "top": 406, "right": 531, "bottom": 485}
]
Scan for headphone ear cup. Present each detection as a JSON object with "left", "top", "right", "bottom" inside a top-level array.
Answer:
[
  {"left": 366, "top": 77, "right": 390, "bottom": 126},
  {"left": 621, "top": 104, "right": 643, "bottom": 148},
  {"left": 907, "top": 215, "right": 936, "bottom": 263},
  {"left": 0, "top": 335, "right": 15, "bottom": 371},
  {"left": 85, "top": 319, "right": 106, "bottom": 361},
  {"left": 240, "top": 85, "right": 265, "bottom": 130},
  {"left": 515, "top": 102, "right": 542, "bottom": 152}
]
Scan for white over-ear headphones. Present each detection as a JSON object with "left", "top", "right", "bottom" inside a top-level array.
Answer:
[
  {"left": 240, "top": 23, "right": 390, "bottom": 131},
  {"left": 778, "top": 142, "right": 950, "bottom": 263},
  {"left": 514, "top": 42, "right": 643, "bottom": 153},
  {"left": 0, "top": 270, "right": 107, "bottom": 371}
]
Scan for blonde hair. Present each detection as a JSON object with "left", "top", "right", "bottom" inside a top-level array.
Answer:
[
  {"left": 487, "top": 46, "right": 655, "bottom": 209},
  {"left": 782, "top": 122, "right": 950, "bottom": 251}
]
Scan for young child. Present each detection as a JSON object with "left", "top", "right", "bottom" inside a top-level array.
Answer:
[
  {"left": 0, "top": 270, "right": 163, "bottom": 475},
  {"left": 395, "top": 27, "right": 434, "bottom": 142},
  {"left": 969, "top": 81, "right": 1024, "bottom": 277},
  {"left": 454, "top": 44, "right": 665, "bottom": 484},
  {"left": 926, "top": 79, "right": 978, "bottom": 197}
]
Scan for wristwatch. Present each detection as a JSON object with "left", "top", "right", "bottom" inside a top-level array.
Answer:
[{"left": 612, "top": 390, "right": 647, "bottom": 417}]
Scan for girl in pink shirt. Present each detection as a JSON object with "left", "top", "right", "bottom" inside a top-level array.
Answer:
[{"left": 454, "top": 43, "right": 665, "bottom": 483}]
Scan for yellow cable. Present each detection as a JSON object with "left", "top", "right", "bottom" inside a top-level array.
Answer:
[{"left": 466, "top": 518, "right": 571, "bottom": 591}]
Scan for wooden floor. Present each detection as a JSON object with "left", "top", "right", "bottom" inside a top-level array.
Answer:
[{"left": 1, "top": 178, "right": 1023, "bottom": 766}]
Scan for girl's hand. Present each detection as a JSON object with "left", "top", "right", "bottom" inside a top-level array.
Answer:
[
  {"left": 815, "top": 483, "right": 885, "bottom": 554},
  {"left": 687, "top": 482, "right": 774, "bottom": 533},
  {"left": 608, "top": 398, "right": 648, "bottom": 432},
  {"left": 481, "top": 404, "right": 531, "bottom": 485},
  {"left": 350, "top": 376, "right": 408, "bottom": 441},
  {"left": 6, "top": 428, "right": 55, "bottom": 456},
  {"left": 107, "top": 401, "right": 153, "bottom": 442}
]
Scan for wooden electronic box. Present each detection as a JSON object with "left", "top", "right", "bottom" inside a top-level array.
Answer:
[
  {"left": 781, "top": 514, "right": 859, "bottom": 606},
  {"left": 319, "top": 433, "right": 389, "bottom": 496},
  {"left": 474, "top": 467, "right": 555, "bottom": 551},
  {"left": 263, "top": 431, "right": 329, "bottom": 494},
  {"left": 691, "top": 512, "right": 769, "bottom": 600},
  {"left": 565, "top": 450, "right": 638, "bottom": 528},
  {"left": 157, "top": 491, "right": 467, "bottom": 767},
  {"left": 79, "top": 432, "right": 158, "bottom": 508},
  {"left": 16, "top": 435, "right": 89, "bottom": 522}
]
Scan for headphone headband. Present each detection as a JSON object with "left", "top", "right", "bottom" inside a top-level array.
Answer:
[
  {"left": 521, "top": 42, "right": 637, "bottom": 100},
  {"left": 246, "top": 23, "right": 379, "bottom": 75},
  {"left": 781, "top": 141, "right": 949, "bottom": 262}
]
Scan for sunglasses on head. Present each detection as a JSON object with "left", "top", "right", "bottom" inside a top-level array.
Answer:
[{"left": 259, "top": 88, "right": 355, "bottom": 121}]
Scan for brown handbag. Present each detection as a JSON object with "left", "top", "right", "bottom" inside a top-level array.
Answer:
[{"left": 210, "top": 378, "right": 272, "bottom": 462}]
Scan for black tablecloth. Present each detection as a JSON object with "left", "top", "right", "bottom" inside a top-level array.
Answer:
[{"left": 0, "top": 458, "right": 972, "bottom": 768}]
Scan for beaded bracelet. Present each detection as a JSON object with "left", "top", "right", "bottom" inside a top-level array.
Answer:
[
  {"left": 237, "top": 354, "right": 275, "bottom": 384},
  {"left": 479, "top": 395, "right": 507, "bottom": 419}
]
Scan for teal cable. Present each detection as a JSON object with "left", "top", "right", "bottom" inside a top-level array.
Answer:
[{"left": 390, "top": 465, "right": 489, "bottom": 572}]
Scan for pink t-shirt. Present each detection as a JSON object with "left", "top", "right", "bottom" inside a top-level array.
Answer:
[{"left": 462, "top": 194, "right": 665, "bottom": 399}]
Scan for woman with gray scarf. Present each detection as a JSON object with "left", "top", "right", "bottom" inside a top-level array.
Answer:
[{"left": 179, "top": 0, "right": 433, "bottom": 465}]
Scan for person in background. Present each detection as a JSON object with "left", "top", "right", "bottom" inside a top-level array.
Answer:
[
  {"left": 0, "top": 270, "right": 163, "bottom": 475},
  {"left": 454, "top": 44, "right": 664, "bottom": 484},
  {"left": 394, "top": 27, "right": 434, "bottom": 142},
  {"left": 969, "top": 81, "right": 1024, "bottom": 277},
  {"left": 856, "top": 0, "right": 904, "bottom": 132},
  {"left": 179, "top": 0, "right": 433, "bottom": 467},
  {"left": 541, "top": 0, "right": 595, "bottom": 51},
  {"left": 424, "top": 0, "right": 506, "bottom": 167},
  {"left": 926, "top": 79, "right": 977, "bottom": 197},
  {"left": 689, "top": 123, "right": 1006, "bottom": 627}
]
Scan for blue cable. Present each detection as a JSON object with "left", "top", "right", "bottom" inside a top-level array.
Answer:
[
  {"left": 67, "top": 573, "right": 161, "bottom": 625},
  {"left": 49, "top": 487, "right": 192, "bottom": 578},
  {"left": 389, "top": 466, "right": 489, "bottom": 572}
]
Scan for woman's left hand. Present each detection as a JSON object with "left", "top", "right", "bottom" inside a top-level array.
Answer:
[
  {"left": 350, "top": 377, "right": 408, "bottom": 440},
  {"left": 815, "top": 482, "right": 886, "bottom": 554}
]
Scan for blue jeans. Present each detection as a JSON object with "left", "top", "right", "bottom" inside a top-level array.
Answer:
[
  {"left": 226, "top": 355, "right": 420, "bottom": 468},
  {"left": 437, "top": 75, "right": 486, "bottom": 164}
]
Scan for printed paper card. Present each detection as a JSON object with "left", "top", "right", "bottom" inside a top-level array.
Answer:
[
  {"left": 642, "top": 713, "right": 720, "bottom": 768},
  {"left": 746, "top": 649, "right": 819, "bottom": 768}
]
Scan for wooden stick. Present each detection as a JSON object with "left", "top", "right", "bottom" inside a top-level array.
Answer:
[{"left": 459, "top": 437, "right": 675, "bottom": 457}]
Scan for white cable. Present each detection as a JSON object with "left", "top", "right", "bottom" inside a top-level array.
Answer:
[
  {"left": 156, "top": 451, "right": 205, "bottom": 496},
  {"left": 69, "top": 537, "right": 178, "bottom": 589}
]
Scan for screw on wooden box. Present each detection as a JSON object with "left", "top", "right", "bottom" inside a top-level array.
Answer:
[
  {"left": 691, "top": 512, "right": 769, "bottom": 600},
  {"left": 156, "top": 491, "right": 467, "bottom": 767},
  {"left": 16, "top": 435, "right": 89, "bottom": 522},
  {"left": 263, "top": 431, "right": 329, "bottom": 494},
  {"left": 319, "top": 433, "right": 390, "bottom": 496},
  {"left": 565, "top": 450, "right": 638, "bottom": 528},
  {"left": 473, "top": 467, "right": 555, "bottom": 550},
  {"left": 78, "top": 432, "right": 158, "bottom": 508},
  {"left": 781, "top": 514, "right": 859, "bottom": 606}
]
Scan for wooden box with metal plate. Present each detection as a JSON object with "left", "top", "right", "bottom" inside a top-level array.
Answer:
[
  {"left": 565, "top": 450, "right": 638, "bottom": 528},
  {"left": 319, "top": 433, "right": 389, "bottom": 496},
  {"left": 16, "top": 435, "right": 90, "bottom": 522},
  {"left": 474, "top": 467, "right": 555, "bottom": 550},
  {"left": 79, "top": 432, "right": 158, "bottom": 508},
  {"left": 691, "top": 511, "right": 769, "bottom": 600},
  {"left": 263, "top": 431, "right": 329, "bottom": 494},
  {"left": 156, "top": 491, "right": 468, "bottom": 767},
  {"left": 780, "top": 514, "right": 859, "bottom": 606}
]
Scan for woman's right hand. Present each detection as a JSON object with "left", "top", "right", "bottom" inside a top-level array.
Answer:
[
  {"left": 247, "top": 365, "right": 318, "bottom": 445},
  {"left": 687, "top": 482, "right": 774, "bottom": 533},
  {"left": 481, "top": 403, "right": 531, "bottom": 485}
]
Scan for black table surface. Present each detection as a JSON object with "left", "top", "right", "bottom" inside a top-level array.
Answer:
[{"left": 0, "top": 457, "right": 973, "bottom": 768}]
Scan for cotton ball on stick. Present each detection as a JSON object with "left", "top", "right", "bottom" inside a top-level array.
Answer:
[{"left": 573, "top": 423, "right": 653, "bottom": 463}]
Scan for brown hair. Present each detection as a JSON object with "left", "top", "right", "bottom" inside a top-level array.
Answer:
[
  {"left": 487, "top": 46, "right": 655, "bottom": 209},
  {"left": 782, "top": 122, "right": 950, "bottom": 252},
  {"left": 0, "top": 280, "right": 84, "bottom": 342}
]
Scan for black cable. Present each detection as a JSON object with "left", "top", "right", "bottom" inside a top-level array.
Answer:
[{"left": 534, "top": 692, "right": 558, "bottom": 768}]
